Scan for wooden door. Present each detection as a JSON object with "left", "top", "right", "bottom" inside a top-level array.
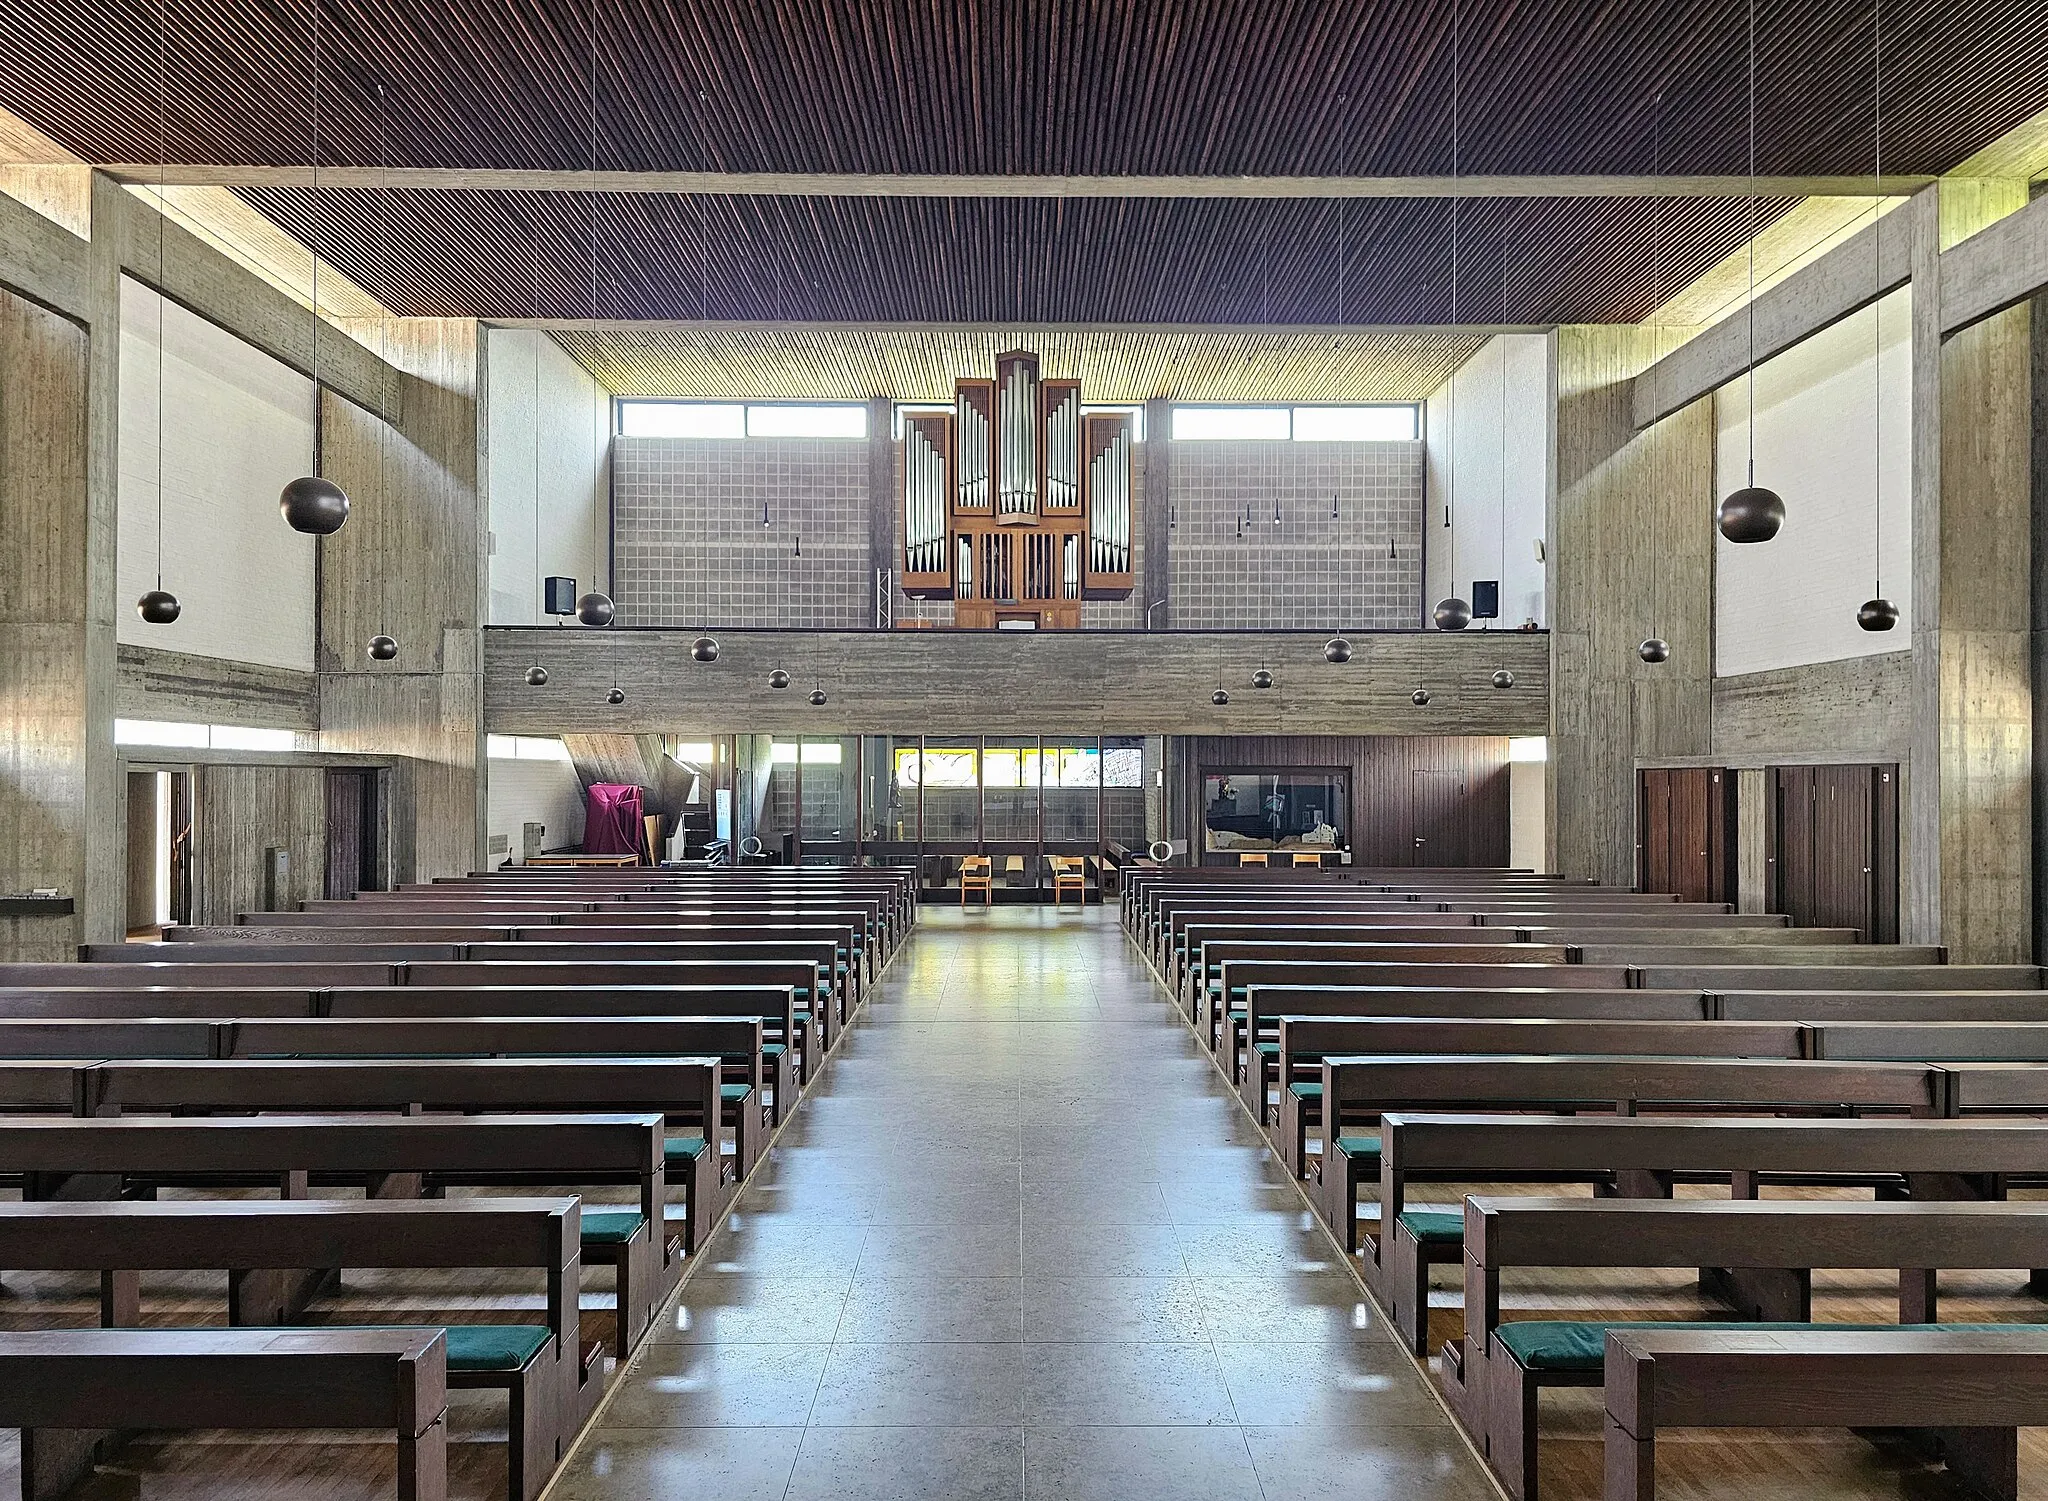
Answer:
[
  {"left": 323, "top": 770, "right": 382, "bottom": 899},
  {"left": 1771, "top": 763, "right": 1899, "bottom": 940},
  {"left": 1637, "top": 767, "right": 1733, "bottom": 902},
  {"left": 1637, "top": 769, "right": 1673, "bottom": 895},
  {"left": 166, "top": 772, "right": 193, "bottom": 926},
  {"left": 1409, "top": 770, "right": 1472, "bottom": 867}
]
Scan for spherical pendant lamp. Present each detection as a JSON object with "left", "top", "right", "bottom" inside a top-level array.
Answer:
[
  {"left": 690, "top": 636, "right": 720, "bottom": 663},
  {"left": 1251, "top": 667, "right": 1274, "bottom": 690},
  {"left": 524, "top": 665, "right": 549, "bottom": 687},
  {"left": 808, "top": 685, "right": 828, "bottom": 706},
  {"left": 1323, "top": 637, "right": 1353, "bottom": 664},
  {"left": 607, "top": 686, "right": 626, "bottom": 705},
  {"left": 136, "top": 589, "right": 181, "bottom": 625},
  {"left": 1433, "top": 596, "right": 1473, "bottom": 631},
  {"left": 366, "top": 635, "right": 398, "bottom": 661},
  {"left": 1211, "top": 687, "right": 1230, "bottom": 706},
  {"left": 1638, "top": 637, "right": 1671, "bottom": 664},
  {"left": 1857, "top": 597, "right": 1899, "bottom": 632},
  {"left": 1491, "top": 668, "right": 1515, "bottom": 689},
  {"left": 769, "top": 668, "right": 791, "bottom": 690},
  {"left": 576, "top": 591, "right": 616, "bottom": 627},
  {"left": 1410, "top": 687, "right": 1431, "bottom": 707},
  {"left": 1717, "top": 486, "right": 1784, "bottom": 545},
  {"left": 280, "top": 475, "right": 351, "bottom": 536}
]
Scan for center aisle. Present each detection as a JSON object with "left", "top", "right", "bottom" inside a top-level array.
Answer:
[{"left": 551, "top": 904, "right": 1491, "bottom": 1501}]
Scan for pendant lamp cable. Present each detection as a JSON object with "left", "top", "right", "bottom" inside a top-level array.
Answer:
[
  {"left": 1444, "top": 0, "right": 1460, "bottom": 604},
  {"left": 1650, "top": 86, "right": 1664, "bottom": 640},
  {"left": 1744, "top": 0, "right": 1758, "bottom": 488},
  {"left": 1498, "top": 245, "right": 1509, "bottom": 630},
  {"left": 154, "top": 0, "right": 168, "bottom": 593},
  {"left": 588, "top": 0, "right": 605, "bottom": 604},
  {"left": 1870, "top": 0, "right": 1884, "bottom": 598},
  {"left": 376, "top": 79, "right": 390, "bottom": 644},
  {"left": 309, "top": 0, "right": 322, "bottom": 477}
]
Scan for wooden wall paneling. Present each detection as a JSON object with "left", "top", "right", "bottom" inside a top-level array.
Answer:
[
  {"left": 1637, "top": 768, "right": 1670, "bottom": 895},
  {"left": 486, "top": 628, "right": 1550, "bottom": 737},
  {"left": 123, "top": 771, "right": 155, "bottom": 932},
  {"left": 1773, "top": 765, "right": 1816, "bottom": 925},
  {"left": 115, "top": 643, "right": 320, "bottom": 731},
  {"left": 1872, "top": 761, "right": 1901, "bottom": 943}
]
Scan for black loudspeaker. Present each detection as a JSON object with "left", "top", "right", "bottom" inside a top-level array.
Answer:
[
  {"left": 1472, "top": 580, "right": 1500, "bottom": 620},
  {"left": 543, "top": 577, "right": 578, "bottom": 616}
]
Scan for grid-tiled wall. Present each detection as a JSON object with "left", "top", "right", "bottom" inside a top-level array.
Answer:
[
  {"left": 1168, "top": 440, "right": 1425, "bottom": 630},
  {"left": 613, "top": 437, "right": 872, "bottom": 628}
]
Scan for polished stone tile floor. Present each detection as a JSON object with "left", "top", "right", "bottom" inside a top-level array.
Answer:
[{"left": 550, "top": 904, "right": 1492, "bottom": 1501}]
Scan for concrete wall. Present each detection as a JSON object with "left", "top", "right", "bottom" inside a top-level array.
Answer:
[
  {"left": 484, "top": 747, "right": 586, "bottom": 862},
  {"left": 116, "top": 277, "right": 317, "bottom": 671},
  {"left": 486, "top": 327, "right": 610, "bottom": 625},
  {"left": 1425, "top": 335, "right": 1551, "bottom": 628},
  {"left": 1713, "top": 288, "right": 1912, "bottom": 676}
]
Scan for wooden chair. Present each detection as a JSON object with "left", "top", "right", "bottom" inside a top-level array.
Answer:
[
  {"left": 1050, "top": 857, "right": 1086, "bottom": 909},
  {"left": 959, "top": 856, "right": 994, "bottom": 908},
  {"left": 1236, "top": 851, "right": 1269, "bottom": 867},
  {"left": 1290, "top": 850, "right": 1325, "bottom": 868}
]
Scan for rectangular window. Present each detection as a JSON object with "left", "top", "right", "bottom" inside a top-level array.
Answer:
[
  {"left": 1171, "top": 406, "right": 1292, "bottom": 441},
  {"left": 1508, "top": 737, "right": 1548, "bottom": 764},
  {"left": 1292, "top": 405, "right": 1420, "bottom": 441},
  {"left": 745, "top": 404, "right": 867, "bottom": 439},
  {"left": 486, "top": 735, "right": 573, "bottom": 761},
  {"left": 670, "top": 741, "right": 718, "bottom": 764},
  {"left": 116, "top": 720, "right": 296, "bottom": 751},
  {"left": 616, "top": 401, "right": 745, "bottom": 438},
  {"left": 770, "top": 740, "right": 844, "bottom": 765}
]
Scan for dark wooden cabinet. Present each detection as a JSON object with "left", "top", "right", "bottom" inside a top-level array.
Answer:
[
  {"left": 1769, "top": 763, "right": 1898, "bottom": 941},
  {"left": 1636, "top": 767, "right": 1735, "bottom": 903}
]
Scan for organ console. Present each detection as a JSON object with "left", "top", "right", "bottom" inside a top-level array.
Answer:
[{"left": 900, "top": 351, "right": 1134, "bottom": 628}]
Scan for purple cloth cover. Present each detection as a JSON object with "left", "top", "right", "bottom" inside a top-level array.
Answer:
[{"left": 584, "top": 783, "right": 644, "bottom": 856}]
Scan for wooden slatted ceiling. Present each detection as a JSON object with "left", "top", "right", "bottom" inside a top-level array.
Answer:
[
  {"left": 546, "top": 325, "right": 1494, "bottom": 403},
  {"left": 3, "top": 0, "right": 2043, "bottom": 325},
  {"left": 238, "top": 188, "right": 1789, "bottom": 325}
]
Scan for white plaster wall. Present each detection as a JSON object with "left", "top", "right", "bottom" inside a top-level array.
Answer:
[
  {"left": 1423, "top": 334, "right": 1550, "bottom": 629},
  {"left": 117, "top": 277, "right": 317, "bottom": 671},
  {"left": 1510, "top": 758, "right": 1547, "bottom": 873},
  {"left": 1713, "top": 287, "right": 1911, "bottom": 677},
  {"left": 487, "top": 328, "right": 612, "bottom": 624},
  {"left": 485, "top": 752, "right": 587, "bottom": 861}
]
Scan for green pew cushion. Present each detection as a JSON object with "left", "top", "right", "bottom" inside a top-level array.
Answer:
[
  {"left": 1492, "top": 1320, "right": 2024, "bottom": 1373},
  {"left": 1288, "top": 1081, "right": 1322, "bottom": 1100},
  {"left": 1254, "top": 1042, "right": 1280, "bottom": 1057},
  {"left": 1395, "top": 1209, "right": 1464, "bottom": 1243},
  {"left": 1331, "top": 1135, "right": 1382, "bottom": 1165},
  {"left": 444, "top": 1324, "right": 552, "bottom": 1372},
  {"left": 761, "top": 1043, "right": 785, "bottom": 1056},
  {"left": 664, "top": 1134, "right": 708, "bottom": 1164},
  {"left": 720, "top": 1082, "right": 753, "bottom": 1102},
  {"left": 579, "top": 1210, "right": 646, "bottom": 1246}
]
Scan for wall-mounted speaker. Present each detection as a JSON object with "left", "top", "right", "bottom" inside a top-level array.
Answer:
[
  {"left": 1472, "top": 580, "right": 1500, "bottom": 620},
  {"left": 543, "top": 577, "right": 578, "bottom": 616}
]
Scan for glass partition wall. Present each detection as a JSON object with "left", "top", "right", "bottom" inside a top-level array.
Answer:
[{"left": 730, "top": 734, "right": 1134, "bottom": 898}]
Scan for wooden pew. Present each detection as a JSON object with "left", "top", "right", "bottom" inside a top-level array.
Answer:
[
  {"left": 1575, "top": 943, "right": 1947, "bottom": 967},
  {"left": 1270, "top": 1015, "right": 1804, "bottom": 1186},
  {"left": 1722, "top": 990, "right": 2048, "bottom": 1021},
  {"left": 1459, "top": 1197, "right": 2048, "bottom": 1501},
  {"left": 323, "top": 985, "right": 799, "bottom": 1113},
  {"left": 1810, "top": 1020, "right": 2048, "bottom": 1059},
  {"left": 1601, "top": 1327, "right": 2048, "bottom": 1501},
  {"left": 0, "top": 987, "right": 319, "bottom": 1019},
  {"left": 1187, "top": 939, "right": 1575, "bottom": 1021},
  {"left": 1644, "top": 964, "right": 2043, "bottom": 991},
  {"left": 1369, "top": 1113, "right": 2048, "bottom": 1355},
  {"left": 1235, "top": 990, "right": 1717, "bottom": 1118},
  {"left": 0, "top": 1198, "right": 578, "bottom": 1501},
  {"left": 0, "top": 1113, "right": 670, "bottom": 1362},
  {"left": 0, "top": 1327, "right": 448, "bottom": 1501}
]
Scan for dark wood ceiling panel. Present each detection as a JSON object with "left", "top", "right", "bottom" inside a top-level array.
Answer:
[
  {"left": 3, "top": 0, "right": 2040, "bottom": 324},
  {"left": 241, "top": 187, "right": 1789, "bottom": 324}
]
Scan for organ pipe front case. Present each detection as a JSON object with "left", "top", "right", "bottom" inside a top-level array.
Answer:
[{"left": 900, "top": 412, "right": 954, "bottom": 598}]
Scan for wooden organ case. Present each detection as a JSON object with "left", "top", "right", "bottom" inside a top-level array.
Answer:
[{"left": 899, "top": 351, "right": 1134, "bottom": 628}]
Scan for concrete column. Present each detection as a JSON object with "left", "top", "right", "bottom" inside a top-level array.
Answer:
[
  {"left": 1906, "top": 182, "right": 2035, "bottom": 960},
  {"left": 1141, "top": 397, "right": 1171, "bottom": 628}
]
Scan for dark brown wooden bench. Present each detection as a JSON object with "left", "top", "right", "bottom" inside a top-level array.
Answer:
[
  {"left": 1602, "top": 1326, "right": 2048, "bottom": 1501},
  {"left": 1719, "top": 989, "right": 2048, "bottom": 1021},
  {"left": 0, "top": 1198, "right": 578, "bottom": 1501},
  {"left": 0, "top": 1326, "right": 448, "bottom": 1501},
  {"left": 1459, "top": 1197, "right": 2048, "bottom": 1501},
  {"left": 1371, "top": 1113, "right": 2048, "bottom": 1356},
  {"left": 0, "top": 1113, "right": 670, "bottom": 1363}
]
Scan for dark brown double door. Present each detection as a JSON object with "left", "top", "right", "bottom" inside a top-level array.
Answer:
[
  {"left": 1771, "top": 763, "right": 1898, "bottom": 942},
  {"left": 1637, "top": 767, "right": 1736, "bottom": 903}
]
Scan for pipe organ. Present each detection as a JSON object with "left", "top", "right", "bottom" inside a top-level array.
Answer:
[{"left": 899, "top": 351, "right": 1134, "bottom": 628}]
